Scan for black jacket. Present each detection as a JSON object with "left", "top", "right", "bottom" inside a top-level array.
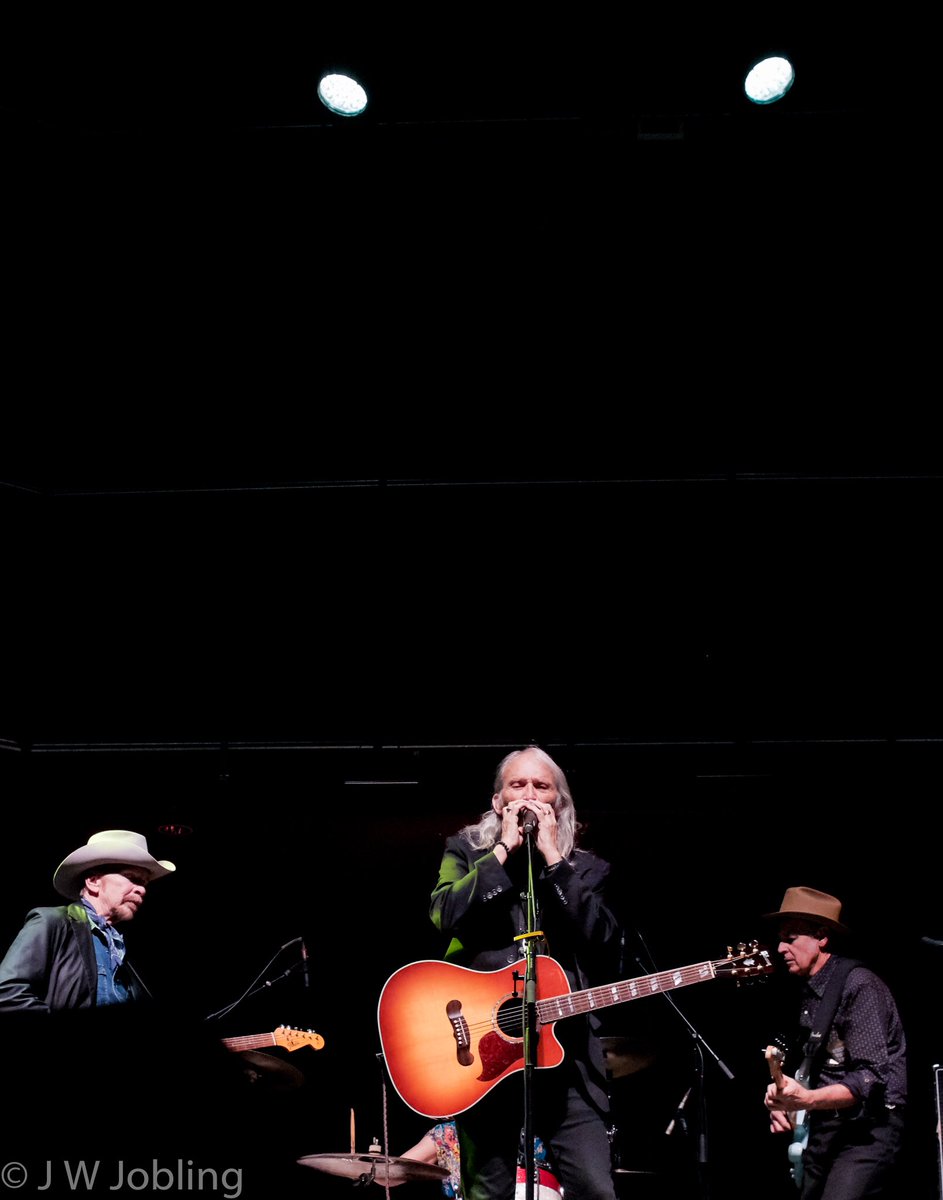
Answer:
[
  {"left": 0, "top": 903, "right": 146, "bottom": 1012},
  {"left": 430, "top": 834, "right": 622, "bottom": 1113}
]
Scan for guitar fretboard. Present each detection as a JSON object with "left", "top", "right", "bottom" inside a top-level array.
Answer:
[
  {"left": 536, "top": 960, "right": 718, "bottom": 1023},
  {"left": 221, "top": 1033, "right": 278, "bottom": 1052}
]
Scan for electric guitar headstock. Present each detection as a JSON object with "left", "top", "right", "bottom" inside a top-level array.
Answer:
[
  {"left": 765, "top": 1036, "right": 802, "bottom": 1144},
  {"left": 714, "top": 941, "right": 774, "bottom": 983},
  {"left": 765, "top": 1043, "right": 786, "bottom": 1088},
  {"left": 273, "top": 1025, "right": 325, "bottom": 1051}
]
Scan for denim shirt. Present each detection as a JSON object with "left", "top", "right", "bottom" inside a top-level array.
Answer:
[{"left": 81, "top": 899, "right": 132, "bottom": 1005}]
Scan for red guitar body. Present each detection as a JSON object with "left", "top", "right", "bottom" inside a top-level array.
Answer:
[{"left": 378, "top": 956, "right": 567, "bottom": 1118}]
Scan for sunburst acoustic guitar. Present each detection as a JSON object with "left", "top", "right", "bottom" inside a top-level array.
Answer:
[{"left": 379, "top": 943, "right": 772, "bottom": 1118}]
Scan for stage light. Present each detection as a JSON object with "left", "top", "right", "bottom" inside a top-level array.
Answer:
[
  {"left": 317, "top": 72, "right": 368, "bottom": 117},
  {"left": 744, "top": 56, "right": 795, "bottom": 105}
]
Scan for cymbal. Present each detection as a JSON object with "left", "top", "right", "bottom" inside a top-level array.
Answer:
[
  {"left": 297, "top": 1153, "right": 449, "bottom": 1187},
  {"left": 599, "top": 1036, "right": 656, "bottom": 1079},
  {"left": 237, "top": 1050, "right": 305, "bottom": 1089}
]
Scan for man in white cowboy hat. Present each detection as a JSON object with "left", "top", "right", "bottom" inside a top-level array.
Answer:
[
  {"left": 762, "top": 886, "right": 907, "bottom": 1199},
  {"left": 0, "top": 829, "right": 175, "bottom": 1013}
]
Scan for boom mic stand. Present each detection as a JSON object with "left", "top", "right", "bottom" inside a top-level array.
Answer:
[
  {"left": 204, "top": 936, "right": 305, "bottom": 1021},
  {"left": 635, "top": 936, "right": 734, "bottom": 1200}
]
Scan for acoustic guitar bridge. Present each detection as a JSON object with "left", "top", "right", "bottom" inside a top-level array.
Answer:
[{"left": 446, "top": 999, "right": 474, "bottom": 1066}]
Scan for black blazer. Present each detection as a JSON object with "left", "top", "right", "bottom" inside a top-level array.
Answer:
[
  {"left": 430, "top": 834, "right": 622, "bottom": 1113},
  {"left": 0, "top": 903, "right": 146, "bottom": 1012}
]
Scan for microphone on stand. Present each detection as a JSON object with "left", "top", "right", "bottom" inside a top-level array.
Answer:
[
  {"left": 519, "top": 809, "right": 537, "bottom": 835},
  {"left": 665, "top": 1086, "right": 692, "bottom": 1136},
  {"left": 301, "top": 940, "right": 311, "bottom": 990}
]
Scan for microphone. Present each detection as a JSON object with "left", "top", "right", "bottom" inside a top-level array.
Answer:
[
  {"left": 280, "top": 935, "right": 302, "bottom": 951},
  {"left": 301, "top": 940, "right": 311, "bottom": 990},
  {"left": 665, "top": 1086, "right": 692, "bottom": 1136},
  {"left": 519, "top": 809, "right": 537, "bottom": 835}
]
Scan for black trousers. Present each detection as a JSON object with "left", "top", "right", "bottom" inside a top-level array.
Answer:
[
  {"left": 456, "top": 1072, "right": 616, "bottom": 1200},
  {"left": 799, "top": 1108, "right": 905, "bottom": 1200}
]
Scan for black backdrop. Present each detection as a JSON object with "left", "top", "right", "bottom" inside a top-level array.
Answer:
[
  {"left": 2, "top": 474, "right": 941, "bottom": 1198},
  {"left": 1, "top": 11, "right": 939, "bottom": 1195}
]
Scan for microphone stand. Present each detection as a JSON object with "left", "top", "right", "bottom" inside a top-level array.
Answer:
[
  {"left": 635, "top": 948, "right": 735, "bottom": 1200},
  {"left": 519, "top": 825, "right": 541, "bottom": 1200},
  {"left": 204, "top": 936, "right": 304, "bottom": 1021},
  {"left": 244, "top": 960, "right": 304, "bottom": 1001}
]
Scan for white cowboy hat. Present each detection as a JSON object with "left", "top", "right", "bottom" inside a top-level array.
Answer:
[{"left": 53, "top": 830, "right": 176, "bottom": 900}]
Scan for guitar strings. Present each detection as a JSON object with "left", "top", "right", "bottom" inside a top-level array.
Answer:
[{"left": 445, "top": 954, "right": 767, "bottom": 1040}]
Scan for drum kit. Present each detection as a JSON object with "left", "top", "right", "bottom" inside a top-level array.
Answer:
[
  {"left": 228, "top": 1050, "right": 450, "bottom": 1188},
  {"left": 236, "top": 1050, "right": 306, "bottom": 1091},
  {"left": 600, "top": 1034, "right": 657, "bottom": 1082},
  {"left": 601, "top": 1035, "right": 659, "bottom": 1186},
  {"left": 242, "top": 1036, "right": 657, "bottom": 1189},
  {"left": 297, "top": 1107, "right": 449, "bottom": 1189},
  {"left": 292, "top": 1037, "right": 660, "bottom": 1190},
  {"left": 297, "top": 1154, "right": 448, "bottom": 1188}
]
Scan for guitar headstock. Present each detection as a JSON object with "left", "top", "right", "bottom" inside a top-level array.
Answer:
[
  {"left": 273, "top": 1025, "right": 326, "bottom": 1052},
  {"left": 765, "top": 1043, "right": 786, "bottom": 1087},
  {"left": 715, "top": 941, "right": 774, "bottom": 982},
  {"left": 765, "top": 1044, "right": 785, "bottom": 1068}
]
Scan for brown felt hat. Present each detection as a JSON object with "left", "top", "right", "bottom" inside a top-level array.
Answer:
[{"left": 763, "top": 886, "right": 847, "bottom": 934}]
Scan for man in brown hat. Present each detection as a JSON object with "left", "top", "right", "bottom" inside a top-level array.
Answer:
[
  {"left": 0, "top": 829, "right": 175, "bottom": 1013},
  {"left": 763, "top": 886, "right": 907, "bottom": 1199}
]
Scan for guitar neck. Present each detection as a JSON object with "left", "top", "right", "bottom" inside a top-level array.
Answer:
[
  {"left": 221, "top": 1033, "right": 277, "bottom": 1052},
  {"left": 536, "top": 959, "right": 718, "bottom": 1024},
  {"left": 766, "top": 1047, "right": 799, "bottom": 1132},
  {"left": 767, "top": 1054, "right": 786, "bottom": 1090}
]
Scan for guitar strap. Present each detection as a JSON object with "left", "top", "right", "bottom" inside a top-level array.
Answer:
[{"left": 795, "top": 957, "right": 863, "bottom": 1091}]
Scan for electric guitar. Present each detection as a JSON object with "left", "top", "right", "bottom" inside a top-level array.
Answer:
[
  {"left": 221, "top": 1026, "right": 325, "bottom": 1053},
  {"left": 765, "top": 1044, "right": 808, "bottom": 1189},
  {"left": 378, "top": 943, "right": 772, "bottom": 1118}
]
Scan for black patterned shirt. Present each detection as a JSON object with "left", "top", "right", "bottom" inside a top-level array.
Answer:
[{"left": 799, "top": 954, "right": 907, "bottom": 1110}]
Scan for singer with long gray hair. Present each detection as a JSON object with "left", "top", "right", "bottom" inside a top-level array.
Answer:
[{"left": 428, "top": 745, "right": 622, "bottom": 1200}]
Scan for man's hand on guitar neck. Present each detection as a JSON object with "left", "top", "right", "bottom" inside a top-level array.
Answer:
[
  {"left": 766, "top": 1073, "right": 857, "bottom": 1118},
  {"left": 765, "top": 1045, "right": 803, "bottom": 1131},
  {"left": 766, "top": 1070, "right": 809, "bottom": 1134},
  {"left": 765, "top": 1071, "right": 811, "bottom": 1115}
]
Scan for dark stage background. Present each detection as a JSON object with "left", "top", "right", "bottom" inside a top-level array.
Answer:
[
  {"left": 2, "top": 474, "right": 941, "bottom": 1199},
  {"left": 1, "top": 9, "right": 939, "bottom": 1199}
]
